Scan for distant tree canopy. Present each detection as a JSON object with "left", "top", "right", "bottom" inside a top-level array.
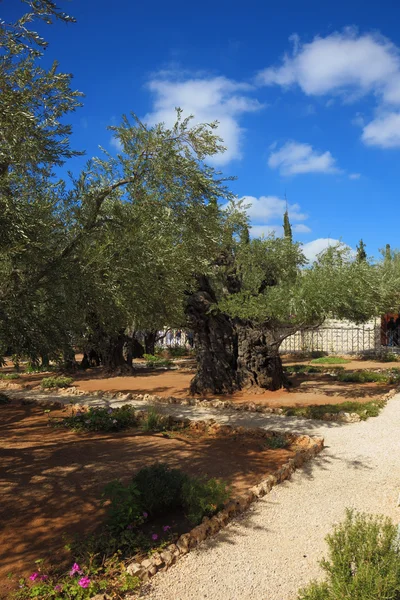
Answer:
[{"left": 356, "top": 239, "right": 367, "bottom": 262}]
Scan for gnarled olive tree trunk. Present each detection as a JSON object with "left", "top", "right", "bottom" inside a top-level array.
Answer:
[
  {"left": 185, "top": 277, "right": 237, "bottom": 395},
  {"left": 235, "top": 321, "right": 286, "bottom": 391}
]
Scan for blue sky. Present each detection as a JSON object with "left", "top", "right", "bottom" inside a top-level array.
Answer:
[{"left": 6, "top": 0, "right": 400, "bottom": 260}]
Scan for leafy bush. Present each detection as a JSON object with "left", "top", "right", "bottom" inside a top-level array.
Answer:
[
  {"left": 41, "top": 376, "right": 73, "bottom": 389},
  {"left": 168, "top": 347, "right": 188, "bottom": 357},
  {"left": 0, "top": 372, "right": 20, "bottom": 380},
  {"left": 263, "top": 434, "right": 289, "bottom": 449},
  {"left": 57, "top": 404, "right": 138, "bottom": 432},
  {"left": 133, "top": 463, "right": 188, "bottom": 516},
  {"left": 140, "top": 408, "right": 169, "bottom": 432},
  {"left": 181, "top": 476, "right": 230, "bottom": 525},
  {"left": 298, "top": 510, "right": 400, "bottom": 600},
  {"left": 311, "top": 356, "right": 351, "bottom": 365},
  {"left": 102, "top": 479, "right": 143, "bottom": 534},
  {"left": 143, "top": 354, "right": 173, "bottom": 368}
]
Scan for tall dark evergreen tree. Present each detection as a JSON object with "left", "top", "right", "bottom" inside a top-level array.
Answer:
[
  {"left": 356, "top": 239, "right": 367, "bottom": 262},
  {"left": 385, "top": 243, "right": 392, "bottom": 264},
  {"left": 283, "top": 209, "right": 292, "bottom": 241}
]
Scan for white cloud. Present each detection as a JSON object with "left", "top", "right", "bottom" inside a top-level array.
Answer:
[
  {"left": 302, "top": 238, "right": 349, "bottom": 262},
  {"left": 361, "top": 112, "right": 400, "bottom": 147},
  {"left": 258, "top": 29, "right": 400, "bottom": 102},
  {"left": 349, "top": 172, "right": 361, "bottom": 179},
  {"left": 293, "top": 223, "right": 311, "bottom": 233},
  {"left": 144, "top": 75, "right": 263, "bottom": 165},
  {"left": 268, "top": 141, "right": 340, "bottom": 176},
  {"left": 242, "top": 195, "right": 307, "bottom": 222},
  {"left": 258, "top": 29, "right": 400, "bottom": 150}
]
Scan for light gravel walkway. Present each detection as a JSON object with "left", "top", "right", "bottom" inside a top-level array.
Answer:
[{"left": 4, "top": 387, "right": 400, "bottom": 599}]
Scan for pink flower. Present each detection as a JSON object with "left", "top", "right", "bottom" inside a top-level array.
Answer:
[
  {"left": 163, "top": 525, "right": 171, "bottom": 532},
  {"left": 143, "top": 511, "right": 148, "bottom": 518},
  {"left": 152, "top": 533, "right": 158, "bottom": 541},
  {"left": 41, "top": 575, "right": 48, "bottom": 581},
  {"left": 78, "top": 576, "right": 91, "bottom": 588},
  {"left": 29, "top": 572, "right": 39, "bottom": 581},
  {"left": 69, "top": 562, "right": 82, "bottom": 576},
  {"left": 54, "top": 585, "right": 62, "bottom": 591}
]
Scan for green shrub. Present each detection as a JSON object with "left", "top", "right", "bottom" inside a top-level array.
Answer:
[
  {"left": 143, "top": 354, "right": 173, "bottom": 368},
  {"left": 57, "top": 404, "right": 138, "bottom": 432},
  {"left": 133, "top": 463, "right": 188, "bottom": 516},
  {"left": 168, "top": 347, "right": 188, "bottom": 357},
  {"left": 311, "top": 356, "right": 351, "bottom": 365},
  {"left": 298, "top": 510, "right": 400, "bottom": 600},
  {"left": 140, "top": 408, "right": 169, "bottom": 432},
  {"left": 181, "top": 476, "right": 230, "bottom": 525},
  {"left": 0, "top": 372, "right": 20, "bottom": 380},
  {"left": 102, "top": 479, "right": 143, "bottom": 534},
  {"left": 263, "top": 434, "right": 289, "bottom": 449},
  {"left": 41, "top": 376, "right": 73, "bottom": 389}
]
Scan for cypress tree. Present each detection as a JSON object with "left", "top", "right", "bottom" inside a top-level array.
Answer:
[
  {"left": 283, "top": 209, "right": 292, "bottom": 241},
  {"left": 356, "top": 239, "right": 367, "bottom": 262}
]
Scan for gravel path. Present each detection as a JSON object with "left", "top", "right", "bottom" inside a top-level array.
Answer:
[
  {"left": 4, "top": 387, "right": 400, "bottom": 599},
  {"left": 137, "top": 395, "right": 400, "bottom": 600}
]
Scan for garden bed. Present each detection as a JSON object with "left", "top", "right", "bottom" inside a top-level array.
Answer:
[{"left": 0, "top": 399, "right": 322, "bottom": 597}]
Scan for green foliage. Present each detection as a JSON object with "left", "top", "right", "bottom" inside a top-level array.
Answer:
[
  {"left": 283, "top": 399, "right": 386, "bottom": 420},
  {"left": 168, "top": 347, "right": 188, "bottom": 357},
  {"left": 356, "top": 239, "right": 367, "bottom": 263},
  {"left": 102, "top": 480, "right": 143, "bottom": 534},
  {"left": 0, "top": 372, "right": 21, "bottom": 380},
  {"left": 262, "top": 434, "right": 289, "bottom": 449},
  {"left": 283, "top": 209, "right": 292, "bottom": 241},
  {"left": 12, "top": 554, "right": 139, "bottom": 599},
  {"left": 143, "top": 354, "right": 173, "bottom": 368},
  {"left": 284, "top": 365, "right": 344, "bottom": 375},
  {"left": 133, "top": 463, "right": 188, "bottom": 516},
  {"left": 311, "top": 357, "right": 351, "bottom": 365},
  {"left": 41, "top": 376, "right": 73, "bottom": 389},
  {"left": 338, "top": 370, "right": 400, "bottom": 384},
  {"left": 57, "top": 405, "right": 137, "bottom": 432},
  {"left": 298, "top": 510, "right": 400, "bottom": 600},
  {"left": 181, "top": 477, "right": 230, "bottom": 525},
  {"left": 140, "top": 408, "right": 169, "bottom": 432}
]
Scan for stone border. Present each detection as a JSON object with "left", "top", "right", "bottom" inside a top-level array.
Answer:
[
  {"left": 61, "top": 386, "right": 398, "bottom": 423},
  {"left": 122, "top": 420, "right": 324, "bottom": 583}
]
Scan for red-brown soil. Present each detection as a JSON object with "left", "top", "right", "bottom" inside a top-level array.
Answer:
[{"left": 0, "top": 400, "right": 296, "bottom": 592}]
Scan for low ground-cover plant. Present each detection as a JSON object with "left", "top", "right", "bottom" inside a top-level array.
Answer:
[
  {"left": 0, "top": 372, "right": 21, "bottom": 380},
  {"left": 298, "top": 510, "right": 400, "bottom": 600},
  {"left": 41, "top": 376, "right": 73, "bottom": 389},
  {"left": 284, "top": 365, "right": 345, "bottom": 375},
  {"left": 310, "top": 356, "right": 351, "bottom": 365},
  {"left": 262, "top": 434, "right": 289, "bottom": 449},
  {"left": 140, "top": 408, "right": 170, "bottom": 433},
  {"left": 338, "top": 369, "right": 400, "bottom": 384},
  {"left": 143, "top": 354, "right": 173, "bottom": 368},
  {"left": 282, "top": 399, "right": 386, "bottom": 420},
  {"left": 55, "top": 404, "right": 138, "bottom": 432},
  {"left": 12, "top": 554, "right": 139, "bottom": 599}
]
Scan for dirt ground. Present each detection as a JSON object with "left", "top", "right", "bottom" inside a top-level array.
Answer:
[{"left": 0, "top": 400, "right": 296, "bottom": 591}]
